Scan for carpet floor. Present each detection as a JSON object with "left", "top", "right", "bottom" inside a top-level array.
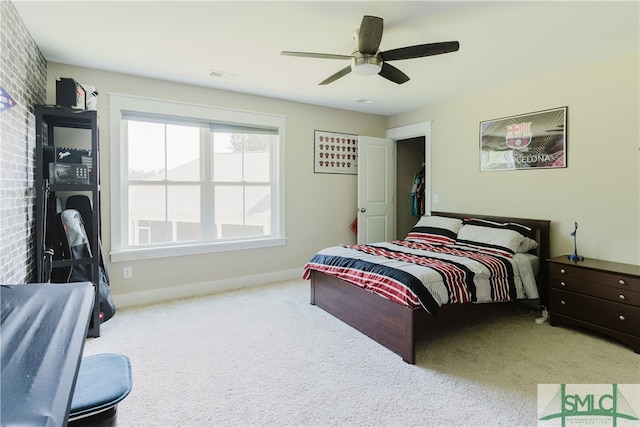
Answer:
[{"left": 83, "top": 279, "right": 640, "bottom": 426}]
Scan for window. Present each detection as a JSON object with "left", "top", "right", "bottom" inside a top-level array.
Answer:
[{"left": 109, "top": 94, "right": 286, "bottom": 262}]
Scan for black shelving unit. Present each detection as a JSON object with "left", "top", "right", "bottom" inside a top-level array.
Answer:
[{"left": 35, "top": 105, "right": 101, "bottom": 337}]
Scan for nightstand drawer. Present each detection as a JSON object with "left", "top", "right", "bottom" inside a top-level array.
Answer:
[
  {"left": 550, "top": 289, "right": 640, "bottom": 336},
  {"left": 549, "top": 275, "right": 640, "bottom": 306},
  {"left": 549, "top": 263, "right": 640, "bottom": 290}
]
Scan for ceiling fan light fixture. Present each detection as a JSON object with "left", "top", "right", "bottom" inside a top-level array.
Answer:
[
  {"left": 282, "top": 15, "right": 459, "bottom": 85},
  {"left": 351, "top": 54, "right": 382, "bottom": 76}
]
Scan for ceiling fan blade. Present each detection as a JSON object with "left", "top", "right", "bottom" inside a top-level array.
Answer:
[
  {"left": 281, "top": 51, "right": 352, "bottom": 60},
  {"left": 378, "top": 63, "right": 410, "bottom": 84},
  {"left": 358, "top": 15, "right": 384, "bottom": 55},
  {"left": 380, "top": 41, "right": 460, "bottom": 61},
  {"left": 319, "top": 66, "right": 352, "bottom": 85}
]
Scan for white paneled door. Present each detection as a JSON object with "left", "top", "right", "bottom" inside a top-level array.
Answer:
[{"left": 357, "top": 136, "right": 395, "bottom": 244}]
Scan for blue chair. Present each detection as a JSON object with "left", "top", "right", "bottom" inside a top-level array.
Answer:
[{"left": 68, "top": 353, "right": 132, "bottom": 427}]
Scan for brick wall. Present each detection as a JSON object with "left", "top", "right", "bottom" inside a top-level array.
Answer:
[{"left": 0, "top": 0, "right": 47, "bottom": 284}]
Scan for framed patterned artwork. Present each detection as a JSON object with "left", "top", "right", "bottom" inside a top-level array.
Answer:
[
  {"left": 314, "top": 130, "right": 358, "bottom": 174},
  {"left": 480, "top": 107, "right": 567, "bottom": 171}
]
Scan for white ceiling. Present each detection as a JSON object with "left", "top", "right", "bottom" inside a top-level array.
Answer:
[{"left": 13, "top": 1, "right": 640, "bottom": 116}]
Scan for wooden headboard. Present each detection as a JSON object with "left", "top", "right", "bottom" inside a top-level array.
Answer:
[{"left": 431, "top": 211, "right": 551, "bottom": 305}]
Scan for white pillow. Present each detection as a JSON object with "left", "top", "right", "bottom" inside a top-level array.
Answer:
[
  {"left": 405, "top": 215, "right": 463, "bottom": 245},
  {"left": 455, "top": 224, "right": 525, "bottom": 256},
  {"left": 462, "top": 218, "right": 531, "bottom": 237},
  {"left": 517, "top": 237, "right": 539, "bottom": 253}
]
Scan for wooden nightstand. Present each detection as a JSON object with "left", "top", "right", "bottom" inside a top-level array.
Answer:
[{"left": 547, "top": 256, "right": 640, "bottom": 353}]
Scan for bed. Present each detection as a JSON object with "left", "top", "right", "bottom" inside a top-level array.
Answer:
[{"left": 302, "top": 211, "right": 550, "bottom": 364}]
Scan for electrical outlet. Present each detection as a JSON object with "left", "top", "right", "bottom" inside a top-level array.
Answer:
[
  {"left": 433, "top": 193, "right": 439, "bottom": 204},
  {"left": 123, "top": 266, "right": 133, "bottom": 279}
]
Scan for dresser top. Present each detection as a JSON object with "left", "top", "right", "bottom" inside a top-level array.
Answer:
[{"left": 548, "top": 255, "right": 640, "bottom": 277}]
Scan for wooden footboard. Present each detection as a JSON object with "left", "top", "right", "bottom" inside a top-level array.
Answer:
[
  {"left": 308, "top": 211, "right": 551, "bottom": 364},
  {"left": 310, "top": 270, "right": 521, "bottom": 364},
  {"left": 310, "top": 269, "right": 423, "bottom": 363}
]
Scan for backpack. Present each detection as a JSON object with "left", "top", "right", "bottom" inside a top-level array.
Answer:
[{"left": 58, "top": 208, "right": 116, "bottom": 323}]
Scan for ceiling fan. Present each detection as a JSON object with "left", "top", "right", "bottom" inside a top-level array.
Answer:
[{"left": 281, "top": 15, "right": 460, "bottom": 85}]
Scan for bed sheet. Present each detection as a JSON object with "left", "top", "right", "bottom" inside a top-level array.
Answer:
[{"left": 303, "top": 240, "right": 539, "bottom": 314}]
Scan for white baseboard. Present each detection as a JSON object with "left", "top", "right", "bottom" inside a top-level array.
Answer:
[{"left": 112, "top": 268, "right": 303, "bottom": 308}]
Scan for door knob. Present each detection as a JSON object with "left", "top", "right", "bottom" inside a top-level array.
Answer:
[{"left": 359, "top": 208, "right": 366, "bottom": 212}]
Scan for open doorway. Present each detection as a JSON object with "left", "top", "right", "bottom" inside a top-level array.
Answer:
[
  {"left": 386, "top": 122, "right": 431, "bottom": 240},
  {"left": 397, "top": 136, "right": 426, "bottom": 239}
]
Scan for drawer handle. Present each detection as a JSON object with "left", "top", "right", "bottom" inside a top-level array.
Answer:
[
  {"left": 560, "top": 281, "right": 566, "bottom": 287},
  {"left": 619, "top": 294, "right": 626, "bottom": 300},
  {"left": 560, "top": 268, "right": 566, "bottom": 274},
  {"left": 619, "top": 315, "right": 626, "bottom": 321},
  {"left": 619, "top": 279, "right": 626, "bottom": 286},
  {"left": 560, "top": 300, "right": 566, "bottom": 305}
]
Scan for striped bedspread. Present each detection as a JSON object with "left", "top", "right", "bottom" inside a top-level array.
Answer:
[{"left": 302, "top": 240, "right": 539, "bottom": 315}]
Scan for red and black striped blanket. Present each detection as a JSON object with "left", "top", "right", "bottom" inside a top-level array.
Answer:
[{"left": 302, "top": 240, "right": 538, "bottom": 314}]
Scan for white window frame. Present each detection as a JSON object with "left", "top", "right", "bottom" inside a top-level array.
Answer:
[{"left": 109, "top": 93, "right": 286, "bottom": 262}]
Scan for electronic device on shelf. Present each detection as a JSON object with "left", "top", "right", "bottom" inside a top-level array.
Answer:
[
  {"left": 47, "top": 147, "right": 93, "bottom": 184},
  {"left": 56, "top": 77, "right": 86, "bottom": 110},
  {"left": 49, "top": 163, "right": 89, "bottom": 185}
]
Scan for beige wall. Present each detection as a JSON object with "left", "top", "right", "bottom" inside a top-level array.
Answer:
[
  {"left": 388, "top": 53, "right": 640, "bottom": 265},
  {"left": 47, "top": 63, "right": 386, "bottom": 303},
  {"left": 48, "top": 52, "right": 639, "bottom": 305}
]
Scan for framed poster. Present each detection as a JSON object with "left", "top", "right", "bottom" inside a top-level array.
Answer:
[
  {"left": 314, "top": 130, "right": 358, "bottom": 174},
  {"left": 480, "top": 107, "right": 567, "bottom": 171}
]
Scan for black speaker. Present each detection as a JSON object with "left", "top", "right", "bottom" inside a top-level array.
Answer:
[{"left": 56, "top": 77, "right": 86, "bottom": 109}]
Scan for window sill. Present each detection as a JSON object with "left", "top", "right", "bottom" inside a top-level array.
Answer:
[{"left": 110, "top": 237, "right": 287, "bottom": 263}]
